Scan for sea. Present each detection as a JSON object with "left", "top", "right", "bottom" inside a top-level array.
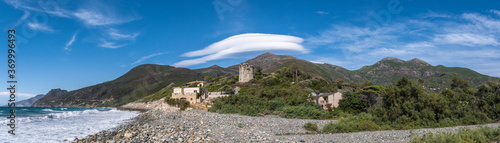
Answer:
[{"left": 0, "top": 107, "right": 139, "bottom": 143}]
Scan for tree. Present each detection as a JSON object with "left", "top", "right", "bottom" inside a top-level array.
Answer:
[
  {"left": 204, "top": 76, "right": 212, "bottom": 82},
  {"left": 289, "top": 64, "right": 299, "bottom": 83},
  {"left": 418, "top": 78, "right": 425, "bottom": 84},
  {"left": 451, "top": 76, "right": 470, "bottom": 90},
  {"left": 356, "top": 85, "right": 384, "bottom": 108},
  {"left": 336, "top": 79, "right": 345, "bottom": 89},
  {"left": 338, "top": 92, "right": 369, "bottom": 113}
]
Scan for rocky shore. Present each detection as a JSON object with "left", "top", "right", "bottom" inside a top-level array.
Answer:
[{"left": 75, "top": 106, "right": 500, "bottom": 143}]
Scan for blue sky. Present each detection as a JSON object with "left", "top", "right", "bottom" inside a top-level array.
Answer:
[{"left": 1, "top": 0, "right": 499, "bottom": 102}]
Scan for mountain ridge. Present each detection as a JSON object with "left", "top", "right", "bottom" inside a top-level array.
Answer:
[{"left": 32, "top": 52, "right": 500, "bottom": 107}]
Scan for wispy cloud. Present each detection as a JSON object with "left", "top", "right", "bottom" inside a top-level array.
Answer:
[
  {"left": 107, "top": 28, "right": 140, "bottom": 40},
  {"left": 64, "top": 32, "right": 78, "bottom": 51},
  {"left": 174, "top": 33, "right": 309, "bottom": 67},
  {"left": 316, "top": 11, "right": 329, "bottom": 15},
  {"left": 433, "top": 33, "right": 498, "bottom": 46},
  {"left": 131, "top": 52, "right": 168, "bottom": 65},
  {"left": 27, "top": 22, "right": 55, "bottom": 32},
  {"left": 4, "top": 0, "right": 141, "bottom": 48},
  {"left": 98, "top": 39, "right": 128, "bottom": 49},
  {"left": 97, "top": 28, "right": 140, "bottom": 49},
  {"left": 72, "top": 9, "right": 137, "bottom": 26},
  {"left": 490, "top": 9, "right": 500, "bottom": 16},
  {"left": 0, "top": 92, "right": 36, "bottom": 98},
  {"left": 307, "top": 11, "right": 500, "bottom": 77}
]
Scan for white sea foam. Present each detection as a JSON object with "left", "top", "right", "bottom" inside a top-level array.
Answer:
[
  {"left": 42, "top": 109, "right": 53, "bottom": 112},
  {"left": 0, "top": 108, "right": 138, "bottom": 143},
  {"left": 60, "top": 108, "right": 68, "bottom": 110}
]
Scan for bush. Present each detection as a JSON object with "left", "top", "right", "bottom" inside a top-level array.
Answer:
[
  {"left": 180, "top": 101, "right": 190, "bottom": 111},
  {"left": 164, "top": 97, "right": 190, "bottom": 111},
  {"left": 322, "top": 113, "right": 389, "bottom": 133},
  {"left": 410, "top": 127, "right": 500, "bottom": 143},
  {"left": 303, "top": 122, "right": 318, "bottom": 132}
]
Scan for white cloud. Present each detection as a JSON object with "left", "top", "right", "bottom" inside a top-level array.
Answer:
[
  {"left": 434, "top": 33, "right": 498, "bottom": 46},
  {"left": 461, "top": 13, "right": 500, "bottom": 31},
  {"left": 73, "top": 9, "right": 136, "bottom": 26},
  {"left": 420, "top": 11, "right": 451, "bottom": 19},
  {"left": 107, "top": 28, "right": 140, "bottom": 40},
  {"left": 309, "top": 61, "right": 325, "bottom": 64},
  {"left": 131, "top": 52, "right": 167, "bottom": 65},
  {"left": 27, "top": 22, "right": 55, "bottom": 32},
  {"left": 98, "top": 39, "right": 127, "bottom": 49},
  {"left": 174, "top": 33, "right": 309, "bottom": 67},
  {"left": 4, "top": 0, "right": 142, "bottom": 49},
  {"left": 64, "top": 32, "right": 78, "bottom": 51},
  {"left": 0, "top": 92, "right": 36, "bottom": 98},
  {"left": 490, "top": 9, "right": 500, "bottom": 16},
  {"left": 316, "top": 11, "right": 329, "bottom": 15},
  {"left": 97, "top": 29, "right": 140, "bottom": 49}
]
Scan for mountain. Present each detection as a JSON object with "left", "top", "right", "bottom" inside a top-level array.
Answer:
[
  {"left": 33, "top": 53, "right": 500, "bottom": 107},
  {"left": 33, "top": 64, "right": 210, "bottom": 107},
  {"left": 14, "top": 94, "right": 45, "bottom": 107},
  {"left": 228, "top": 52, "right": 364, "bottom": 81},
  {"left": 352, "top": 57, "right": 500, "bottom": 90},
  {"left": 32, "top": 89, "right": 68, "bottom": 107},
  {"left": 194, "top": 65, "right": 237, "bottom": 77}
]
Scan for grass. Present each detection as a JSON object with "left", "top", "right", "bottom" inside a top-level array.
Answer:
[
  {"left": 321, "top": 113, "right": 391, "bottom": 133},
  {"left": 410, "top": 127, "right": 500, "bottom": 143},
  {"left": 303, "top": 122, "right": 318, "bottom": 132}
]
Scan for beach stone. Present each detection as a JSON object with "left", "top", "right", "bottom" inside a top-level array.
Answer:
[
  {"left": 124, "top": 133, "right": 132, "bottom": 138},
  {"left": 75, "top": 107, "right": 500, "bottom": 143}
]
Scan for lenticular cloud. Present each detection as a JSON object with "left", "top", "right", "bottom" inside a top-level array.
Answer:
[{"left": 173, "top": 33, "right": 308, "bottom": 67}]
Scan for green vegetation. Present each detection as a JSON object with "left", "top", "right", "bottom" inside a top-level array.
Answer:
[
  {"left": 141, "top": 86, "right": 173, "bottom": 102},
  {"left": 303, "top": 122, "right": 318, "bottom": 132},
  {"left": 164, "top": 97, "right": 190, "bottom": 111},
  {"left": 322, "top": 113, "right": 391, "bottom": 133},
  {"left": 410, "top": 127, "right": 500, "bottom": 143},
  {"left": 208, "top": 65, "right": 339, "bottom": 119},
  {"left": 328, "top": 76, "right": 500, "bottom": 133},
  {"left": 209, "top": 62, "right": 500, "bottom": 133}
]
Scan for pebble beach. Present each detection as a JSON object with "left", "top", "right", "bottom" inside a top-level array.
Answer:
[{"left": 75, "top": 103, "right": 500, "bottom": 143}]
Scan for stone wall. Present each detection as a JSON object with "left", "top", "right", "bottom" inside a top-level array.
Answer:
[{"left": 239, "top": 63, "right": 254, "bottom": 83}]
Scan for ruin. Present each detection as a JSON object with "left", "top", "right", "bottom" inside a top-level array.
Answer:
[{"left": 238, "top": 63, "right": 254, "bottom": 83}]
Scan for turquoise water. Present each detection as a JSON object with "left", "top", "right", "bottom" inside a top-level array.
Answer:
[
  {"left": 0, "top": 107, "right": 112, "bottom": 117},
  {"left": 0, "top": 107, "right": 138, "bottom": 143}
]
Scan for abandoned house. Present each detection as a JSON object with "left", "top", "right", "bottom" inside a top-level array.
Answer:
[
  {"left": 172, "top": 87, "right": 200, "bottom": 103},
  {"left": 312, "top": 91, "right": 343, "bottom": 110}
]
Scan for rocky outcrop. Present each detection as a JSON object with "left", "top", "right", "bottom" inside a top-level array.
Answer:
[
  {"left": 32, "top": 89, "right": 68, "bottom": 107},
  {"left": 14, "top": 94, "right": 45, "bottom": 107}
]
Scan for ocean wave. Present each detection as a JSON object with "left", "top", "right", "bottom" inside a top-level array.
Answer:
[
  {"left": 42, "top": 109, "right": 54, "bottom": 112},
  {"left": 60, "top": 108, "right": 68, "bottom": 110},
  {"left": 1, "top": 109, "right": 103, "bottom": 124}
]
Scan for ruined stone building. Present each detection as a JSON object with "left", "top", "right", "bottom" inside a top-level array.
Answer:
[
  {"left": 239, "top": 63, "right": 254, "bottom": 83},
  {"left": 172, "top": 87, "right": 200, "bottom": 103},
  {"left": 312, "top": 91, "right": 343, "bottom": 110}
]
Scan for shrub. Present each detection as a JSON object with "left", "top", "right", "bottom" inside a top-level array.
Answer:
[
  {"left": 303, "top": 122, "right": 318, "bottom": 132},
  {"left": 322, "top": 113, "right": 389, "bottom": 133},
  {"left": 410, "top": 127, "right": 500, "bottom": 143},
  {"left": 180, "top": 101, "right": 190, "bottom": 111}
]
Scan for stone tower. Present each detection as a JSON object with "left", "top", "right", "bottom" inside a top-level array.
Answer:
[{"left": 238, "top": 63, "right": 254, "bottom": 83}]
